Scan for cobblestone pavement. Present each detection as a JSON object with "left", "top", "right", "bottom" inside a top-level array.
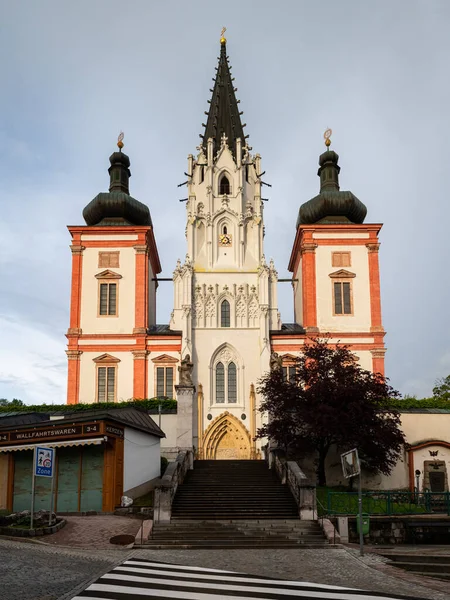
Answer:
[
  {"left": 45, "top": 515, "right": 141, "bottom": 549},
  {"left": 1, "top": 534, "right": 449, "bottom": 600},
  {"left": 0, "top": 538, "right": 133, "bottom": 600},
  {"left": 133, "top": 548, "right": 450, "bottom": 600}
]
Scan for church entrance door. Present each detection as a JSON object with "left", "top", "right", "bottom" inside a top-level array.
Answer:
[{"left": 201, "top": 412, "right": 252, "bottom": 460}]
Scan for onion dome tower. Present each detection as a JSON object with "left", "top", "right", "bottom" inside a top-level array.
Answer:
[
  {"left": 298, "top": 133, "right": 367, "bottom": 225},
  {"left": 82, "top": 136, "right": 152, "bottom": 226}
]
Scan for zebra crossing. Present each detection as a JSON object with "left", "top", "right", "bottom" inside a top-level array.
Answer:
[{"left": 72, "top": 558, "right": 425, "bottom": 600}]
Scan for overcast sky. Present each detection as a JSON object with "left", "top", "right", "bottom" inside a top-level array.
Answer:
[{"left": 1, "top": 1, "right": 449, "bottom": 404}]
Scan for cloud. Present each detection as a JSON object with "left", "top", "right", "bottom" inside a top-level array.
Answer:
[{"left": 0, "top": 315, "right": 66, "bottom": 405}]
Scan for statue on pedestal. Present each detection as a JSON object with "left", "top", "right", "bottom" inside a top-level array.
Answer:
[
  {"left": 178, "top": 354, "right": 194, "bottom": 386},
  {"left": 270, "top": 351, "right": 283, "bottom": 372}
]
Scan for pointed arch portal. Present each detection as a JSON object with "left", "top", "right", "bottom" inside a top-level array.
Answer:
[{"left": 202, "top": 412, "right": 252, "bottom": 460}]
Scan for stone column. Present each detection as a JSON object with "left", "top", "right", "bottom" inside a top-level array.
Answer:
[
  {"left": 176, "top": 385, "right": 196, "bottom": 451},
  {"left": 197, "top": 383, "right": 204, "bottom": 459}
]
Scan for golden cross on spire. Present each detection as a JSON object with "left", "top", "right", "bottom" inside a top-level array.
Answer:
[
  {"left": 324, "top": 128, "right": 332, "bottom": 148},
  {"left": 117, "top": 131, "right": 124, "bottom": 150},
  {"left": 220, "top": 26, "right": 227, "bottom": 44}
]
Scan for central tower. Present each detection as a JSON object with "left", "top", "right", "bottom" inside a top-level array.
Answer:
[{"left": 171, "top": 34, "right": 280, "bottom": 459}]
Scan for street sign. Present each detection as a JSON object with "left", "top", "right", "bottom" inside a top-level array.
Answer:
[
  {"left": 341, "top": 448, "right": 364, "bottom": 557},
  {"left": 341, "top": 448, "right": 360, "bottom": 479},
  {"left": 35, "top": 446, "right": 54, "bottom": 478}
]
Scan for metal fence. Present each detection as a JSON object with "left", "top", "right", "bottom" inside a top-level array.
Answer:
[{"left": 327, "top": 490, "right": 450, "bottom": 516}]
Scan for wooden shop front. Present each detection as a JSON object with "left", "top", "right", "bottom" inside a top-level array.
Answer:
[{"left": 0, "top": 408, "right": 163, "bottom": 513}]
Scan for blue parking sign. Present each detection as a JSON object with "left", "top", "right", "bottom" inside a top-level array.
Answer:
[{"left": 35, "top": 446, "right": 54, "bottom": 477}]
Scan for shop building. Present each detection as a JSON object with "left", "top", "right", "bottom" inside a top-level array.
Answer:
[{"left": 0, "top": 407, "right": 163, "bottom": 513}]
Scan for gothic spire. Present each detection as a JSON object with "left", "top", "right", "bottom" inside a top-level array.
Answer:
[{"left": 202, "top": 34, "right": 246, "bottom": 158}]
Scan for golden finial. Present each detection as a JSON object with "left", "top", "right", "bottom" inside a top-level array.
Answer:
[
  {"left": 117, "top": 131, "right": 124, "bottom": 150},
  {"left": 324, "top": 128, "right": 332, "bottom": 148},
  {"left": 220, "top": 26, "right": 227, "bottom": 44}
]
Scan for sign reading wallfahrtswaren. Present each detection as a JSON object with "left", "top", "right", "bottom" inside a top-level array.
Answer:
[{"left": 0, "top": 422, "right": 102, "bottom": 445}]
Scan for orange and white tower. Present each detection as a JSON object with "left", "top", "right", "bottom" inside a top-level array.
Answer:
[
  {"left": 283, "top": 130, "right": 386, "bottom": 374},
  {"left": 66, "top": 135, "right": 163, "bottom": 405}
]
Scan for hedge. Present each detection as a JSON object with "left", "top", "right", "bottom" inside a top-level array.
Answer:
[{"left": 0, "top": 398, "right": 177, "bottom": 414}]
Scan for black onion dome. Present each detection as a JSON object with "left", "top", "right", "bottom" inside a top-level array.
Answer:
[
  {"left": 83, "top": 191, "right": 152, "bottom": 226},
  {"left": 297, "top": 148, "right": 367, "bottom": 226},
  {"left": 82, "top": 148, "right": 152, "bottom": 226}
]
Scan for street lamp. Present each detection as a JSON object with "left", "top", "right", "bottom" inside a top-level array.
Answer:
[{"left": 415, "top": 469, "right": 421, "bottom": 500}]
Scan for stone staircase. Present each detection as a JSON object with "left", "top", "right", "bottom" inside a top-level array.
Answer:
[
  {"left": 171, "top": 459, "right": 299, "bottom": 521},
  {"left": 143, "top": 460, "right": 332, "bottom": 548},
  {"left": 383, "top": 552, "right": 450, "bottom": 581}
]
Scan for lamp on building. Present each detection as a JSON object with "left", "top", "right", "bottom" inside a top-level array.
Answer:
[{"left": 415, "top": 469, "right": 421, "bottom": 497}]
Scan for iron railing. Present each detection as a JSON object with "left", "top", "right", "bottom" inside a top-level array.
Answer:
[{"left": 327, "top": 490, "right": 450, "bottom": 516}]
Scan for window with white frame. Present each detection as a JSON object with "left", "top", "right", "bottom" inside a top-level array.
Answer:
[
  {"left": 156, "top": 366, "right": 174, "bottom": 397},
  {"left": 94, "top": 353, "right": 120, "bottom": 403},
  {"left": 97, "top": 366, "right": 116, "bottom": 402},
  {"left": 95, "top": 270, "right": 121, "bottom": 317}
]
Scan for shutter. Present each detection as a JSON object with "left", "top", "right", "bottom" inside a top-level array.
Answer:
[
  {"left": 56, "top": 448, "right": 81, "bottom": 512},
  {"left": 228, "top": 362, "right": 237, "bottom": 403},
  {"left": 282, "top": 366, "right": 287, "bottom": 381},
  {"left": 334, "top": 282, "right": 343, "bottom": 314},
  {"left": 12, "top": 451, "right": 33, "bottom": 512},
  {"left": 165, "top": 367, "right": 174, "bottom": 397},
  {"left": 343, "top": 282, "right": 351, "bottom": 314},
  {"left": 80, "top": 445, "right": 104, "bottom": 512},
  {"left": 156, "top": 367, "right": 165, "bottom": 396},
  {"left": 107, "top": 367, "right": 116, "bottom": 402},
  {"left": 108, "top": 283, "right": 117, "bottom": 315},
  {"left": 216, "top": 362, "right": 225, "bottom": 403},
  {"left": 99, "top": 283, "right": 108, "bottom": 315},
  {"left": 97, "top": 367, "right": 106, "bottom": 402}
]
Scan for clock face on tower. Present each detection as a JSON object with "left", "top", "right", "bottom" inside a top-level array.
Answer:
[{"left": 219, "top": 233, "right": 232, "bottom": 246}]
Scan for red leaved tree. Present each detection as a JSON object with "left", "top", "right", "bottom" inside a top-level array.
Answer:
[{"left": 257, "top": 339, "right": 406, "bottom": 486}]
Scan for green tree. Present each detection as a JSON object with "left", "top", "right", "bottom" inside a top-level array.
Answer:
[
  {"left": 257, "top": 339, "right": 406, "bottom": 486},
  {"left": 0, "top": 398, "right": 25, "bottom": 407},
  {"left": 432, "top": 375, "right": 450, "bottom": 400}
]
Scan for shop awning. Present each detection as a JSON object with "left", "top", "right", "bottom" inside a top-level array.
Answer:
[{"left": 0, "top": 437, "right": 106, "bottom": 453}]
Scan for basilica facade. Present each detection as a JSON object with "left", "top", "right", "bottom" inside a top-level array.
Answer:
[{"left": 66, "top": 36, "right": 386, "bottom": 460}]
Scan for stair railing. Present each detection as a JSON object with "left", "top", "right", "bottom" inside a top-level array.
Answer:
[
  {"left": 268, "top": 449, "right": 317, "bottom": 520},
  {"left": 153, "top": 449, "right": 193, "bottom": 524}
]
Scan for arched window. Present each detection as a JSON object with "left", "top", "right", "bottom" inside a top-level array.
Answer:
[
  {"left": 223, "top": 225, "right": 228, "bottom": 235},
  {"left": 219, "top": 174, "right": 230, "bottom": 195},
  {"left": 228, "top": 362, "right": 237, "bottom": 403},
  {"left": 221, "top": 300, "right": 230, "bottom": 327},
  {"left": 216, "top": 362, "right": 225, "bottom": 403}
]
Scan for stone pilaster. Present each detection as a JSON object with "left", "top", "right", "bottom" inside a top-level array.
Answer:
[{"left": 176, "top": 385, "right": 196, "bottom": 451}]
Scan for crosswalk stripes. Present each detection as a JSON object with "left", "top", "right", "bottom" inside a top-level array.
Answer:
[{"left": 71, "top": 558, "right": 425, "bottom": 600}]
